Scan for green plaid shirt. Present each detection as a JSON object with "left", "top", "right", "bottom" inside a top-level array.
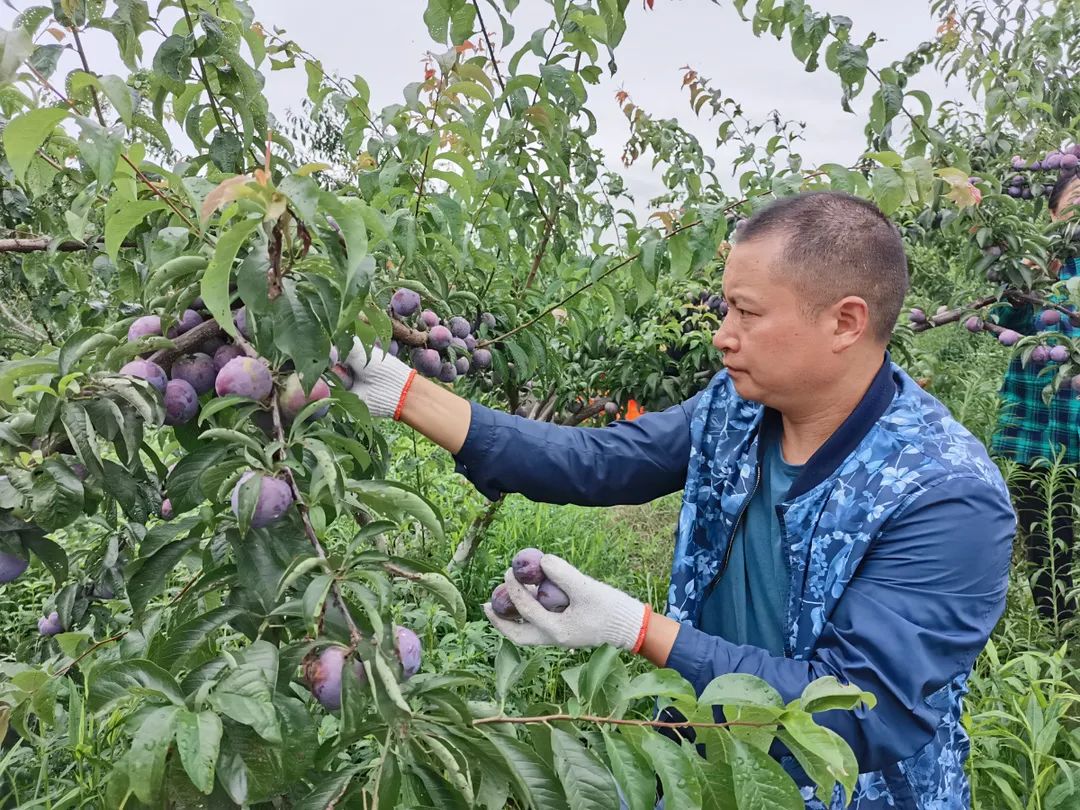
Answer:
[{"left": 990, "top": 257, "right": 1080, "bottom": 465}]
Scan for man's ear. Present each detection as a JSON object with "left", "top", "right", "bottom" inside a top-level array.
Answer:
[{"left": 831, "top": 295, "right": 871, "bottom": 350}]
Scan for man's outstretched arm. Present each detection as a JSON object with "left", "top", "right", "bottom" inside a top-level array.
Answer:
[{"left": 346, "top": 340, "right": 702, "bottom": 506}]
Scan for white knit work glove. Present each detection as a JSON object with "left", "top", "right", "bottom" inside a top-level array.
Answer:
[
  {"left": 483, "top": 554, "right": 651, "bottom": 652},
  {"left": 343, "top": 337, "right": 415, "bottom": 419}
]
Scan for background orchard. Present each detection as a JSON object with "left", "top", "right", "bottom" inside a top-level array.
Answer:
[{"left": 1, "top": 0, "right": 1080, "bottom": 808}]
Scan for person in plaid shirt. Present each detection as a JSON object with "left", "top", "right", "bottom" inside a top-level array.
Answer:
[{"left": 990, "top": 168, "right": 1080, "bottom": 622}]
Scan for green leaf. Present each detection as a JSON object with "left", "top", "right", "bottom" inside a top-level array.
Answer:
[
  {"left": 210, "top": 131, "right": 244, "bottom": 173},
  {"left": 99, "top": 74, "right": 134, "bottom": 126},
  {"left": 126, "top": 534, "right": 200, "bottom": 618},
  {"left": 410, "top": 571, "right": 466, "bottom": 626},
  {"left": 167, "top": 442, "right": 228, "bottom": 513},
  {"left": 152, "top": 33, "right": 194, "bottom": 86},
  {"left": 30, "top": 457, "right": 84, "bottom": 531},
  {"left": 149, "top": 606, "right": 245, "bottom": 673},
  {"left": 320, "top": 194, "right": 370, "bottom": 295},
  {"left": 22, "top": 532, "right": 68, "bottom": 586},
  {"left": 76, "top": 117, "right": 124, "bottom": 188},
  {"left": 0, "top": 27, "right": 33, "bottom": 83},
  {"left": 719, "top": 732, "right": 804, "bottom": 809},
  {"left": 89, "top": 659, "right": 185, "bottom": 712},
  {"left": 776, "top": 716, "right": 857, "bottom": 804},
  {"left": 201, "top": 216, "right": 261, "bottom": 341},
  {"left": 292, "top": 767, "right": 361, "bottom": 810},
  {"left": 699, "top": 673, "right": 783, "bottom": 710},
  {"left": 3, "top": 107, "right": 69, "bottom": 184},
  {"left": 271, "top": 278, "right": 330, "bottom": 389},
  {"left": 211, "top": 663, "right": 282, "bottom": 744},
  {"left": 550, "top": 728, "right": 619, "bottom": 810},
  {"left": 347, "top": 480, "right": 444, "bottom": 542},
  {"left": 175, "top": 709, "right": 222, "bottom": 795},
  {"left": 59, "top": 329, "right": 120, "bottom": 376},
  {"left": 870, "top": 166, "right": 905, "bottom": 215},
  {"left": 487, "top": 729, "right": 567, "bottom": 809},
  {"left": 127, "top": 705, "right": 179, "bottom": 804},
  {"left": 602, "top": 731, "right": 655, "bottom": 810},
  {"left": 800, "top": 676, "right": 876, "bottom": 714},
  {"left": 424, "top": 0, "right": 452, "bottom": 42},
  {"left": 637, "top": 729, "right": 702, "bottom": 809},
  {"left": 621, "top": 668, "right": 697, "bottom": 704},
  {"left": 105, "top": 199, "right": 167, "bottom": 261},
  {"left": 278, "top": 174, "right": 321, "bottom": 223}
]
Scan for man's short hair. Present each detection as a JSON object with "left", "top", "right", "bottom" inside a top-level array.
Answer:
[
  {"left": 734, "top": 191, "right": 909, "bottom": 343},
  {"left": 1049, "top": 168, "right": 1080, "bottom": 214}
]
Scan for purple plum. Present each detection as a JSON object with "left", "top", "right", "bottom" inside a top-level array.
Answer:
[
  {"left": 450, "top": 336, "right": 468, "bottom": 353},
  {"left": 437, "top": 361, "right": 457, "bottom": 383},
  {"left": 1031, "top": 346, "right": 1051, "bottom": 364},
  {"left": 304, "top": 644, "right": 366, "bottom": 712},
  {"left": 277, "top": 373, "right": 331, "bottom": 422},
  {"left": 471, "top": 348, "right": 492, "bottom": 370},
  {"left": 428, "top": 325, "right": 452, "bottom": 350},
  {"left": 419, "top": 310, "right": 439, "bottom": 330},
  {"left": 38, "top": 611, "right": 63, "bottom": 636},
  {"left": 512, "top": 548, "right": 544, "bottom": 585},
  {"left": 215, "top": 356, "right": 273, "bottom": 400},
  {"left": 411, "top": 348, "right": 442, "bottom": 377},
  {"left": 166, "top": 309, "right": 202, "bottom": 339},
  {"left": 127, "top": 315, "right": 162, "bottom": 342},
  {"left": 163, "top": 379, "right": 198, "bottom": 426},
  {"left": 908, "top": 308, "right": 927, "bottom": 324},
  {"left": 199, "top": 334, "right": 226, "bottom": 355},
  {"left": 160, "top": 499, "right": 174, "bottom": 520},
  {"left": 480, "top": 312, "right": 496, "bottom": 329},
  {"left": 230, "top": 471, "right": 294, "bottom": 528},
  {"left": 455, "top": 357, "right": 470, "bottom": 376},
  {"left": 213, "top": 344, "right": 244, "bottom": 372},
  {"left": 1071, "top": 376, "right": 1080, "bottom": 394},
  {"left": 448, "top": 316, "right": 471, "bottom": 339},
  {"left": 330, "top": 363, "right": 355, "bottom": 388},
  {"left": 464, "top": 335, "right": 477, "bottom": 351},
  {"left": 233, "top": 307, "right": 250, "bottom": 339},
  {"left": 537, "top": 579, "right": 569, "bottom": 613},
  {"left": 491, "top": 583, "right": 521, "bottom": 620},
  {"left": 171, "top": 353, "right": 216, "bottom": 395},
  {"left": 394, "top": 625, "right": 422, "bottom": 680},
  {"left": 1011, "top": 156, "right": 1026, "bottom": 170},
  {"left": 391, "top": 288, "right": 421, "bottom": 317},
  {"left": 1063, "top": 154, "right": 1079, "bottom": 170},
  {"left": 388, "top": 340, "right": 400, "bottom": 357},
  {"left": 1045, "top": 152, "right": 1062, "bottom": 170},
  {"left": 120, "top": 359, "right": 168, "bottom": 392},
  {"left": 998, "top": 329, "right": 1022, "bottom": 346},
  {"left": 1050, "top": 345, "right": 1070, "bottom": 363},
  {"left": 1007, "top": 187, "right": 1022, "bottom": 198},
  {"left": 0, "top": 551, "right": 28, "bottom": 583},
  {"left": 964, "top": 317, "right": 984, "bottom": 333},
  {"left": 1040, "top": 310, "right": 1062, "bottom": 327}
]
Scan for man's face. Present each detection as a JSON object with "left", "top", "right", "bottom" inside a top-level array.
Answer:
[{"left": 712, "top": 235, "right": 841, "bottom": 409}]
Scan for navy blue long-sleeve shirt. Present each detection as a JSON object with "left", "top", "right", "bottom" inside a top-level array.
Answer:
[{"left": 452, "top": 398, "right": 1013, "bottom": 772}]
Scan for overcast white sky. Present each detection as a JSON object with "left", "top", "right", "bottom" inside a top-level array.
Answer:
[{"left": 2, "top": 1, "right": 974, "bottom": 206}]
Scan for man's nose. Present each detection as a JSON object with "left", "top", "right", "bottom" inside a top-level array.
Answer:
[{"left": 713, "top": 318, "right": 736, "bottom": 353}]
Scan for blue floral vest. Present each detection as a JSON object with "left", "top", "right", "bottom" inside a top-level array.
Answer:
[{"left": 668, "top": 359, "right": 1009, "bottom": 808}]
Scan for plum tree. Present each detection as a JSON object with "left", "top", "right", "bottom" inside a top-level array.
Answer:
[
  {"left": 215, "top": 357, "right": 273, "bottom": 400},
  {"left": 512, "top": 548, "right": 545, "bottom": 585},
  {"left": 171, "top": 353, "right": 216, "bottom": 395},
  {"left": 37, "top": 611, "right": 63, "bottom": 636},
  {"left": 126, "top": 315, "right": 162, "bottom": 342},
  {"left": 120, "top": 359, "right": 167, "bottom": 392},
  {"left": 278, "top": 373, "right": 331, "bottom": 422},
  {"left": 163, "top": 379, "right": 199, "bottom": 426},
  {"left": 394, "top": 625, "right": 422, "bottom": 679},
  {"left": 230, "top": 472, "right": 294, "bottom": 528},
  {"left": 391, "top": 288, "right": 421, "bottom": 316},
  {"left": 537, "top": 579, "right": 570, "bottom": 613},
  {"left": 0, "top": 551, "right": 28, "bottom": 583},
  {"left": 490, "top": 583, "right": 521, "bottom": 620}
]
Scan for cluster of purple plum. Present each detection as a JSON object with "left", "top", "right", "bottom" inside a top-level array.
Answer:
[
  {"left": 1005, "top": 146, "right": 1080, "bottom": 199},
  {"left": 303, "top": 624, "right": 422, "bottom": 711},
  {"left": 387, "top": 288, "right": 494, "bottom": 383},
  {"left": 121, "top": 306, "right": 333, "bottom": 528},
  {"left": 490, "top": 547, "right": 570, "bottom": 620}
]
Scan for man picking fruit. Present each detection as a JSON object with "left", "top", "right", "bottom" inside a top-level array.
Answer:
[{"left": 344, "top": 191, "right": 1015, "bottom": 810}]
